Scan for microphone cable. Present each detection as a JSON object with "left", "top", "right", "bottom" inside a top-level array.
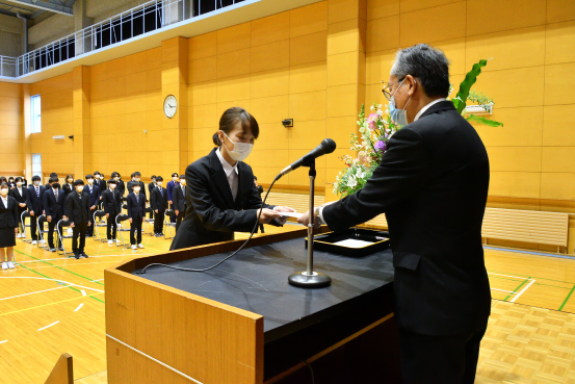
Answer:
[{"left": 136, "top": 175, "right": 280, "bottom": 275}]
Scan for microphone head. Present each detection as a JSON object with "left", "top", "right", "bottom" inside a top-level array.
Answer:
[{"left": 321, "top": 138, "right": 337, "bottom": 154}]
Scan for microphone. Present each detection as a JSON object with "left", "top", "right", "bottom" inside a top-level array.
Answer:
[{"left": 277, "top": 139, "right": 337, "bottom": 179}]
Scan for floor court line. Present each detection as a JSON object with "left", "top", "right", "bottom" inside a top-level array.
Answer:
[
  {"left": 38, "top": 321, "right": 59, "bottom": 332},
  {"left": 510, "top": 279, "right": 536, "bottom": 303},
  {"left": 0, "top": 286, "right": 68, "bottom": 301},
  {"left": 0, "top": 340, "right": 7, "bottom": 345},
  {"left": 0, "top": 293, "right": 104, "bottom": 317},
  {"left": 74, "top": 303, "right": 84, "bottom": 312}
]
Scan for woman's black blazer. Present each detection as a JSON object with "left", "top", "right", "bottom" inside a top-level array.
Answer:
[
  {"left": 170, "top": 148, "right": 275, "bottom": 250},
  {"left": 0, "top": 196, "right": 20, "bottom": 229}
]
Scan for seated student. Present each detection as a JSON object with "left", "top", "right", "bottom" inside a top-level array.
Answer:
[
  {"left": 62, "top": 175, "right": 75, "bottom": 197},
  {"left": 43, "top": 177, "right": 66, "bottom": 252},
  {"left": 45, "top": 173, "right": 58, "bottom": 190},
  {"left": 27, "top": 175, "right": 45, "bottom": 245},
  {"left": 127, "top": 183, "right": 146, "bottom": 250},
  {"left": 172, "top": 174, "right": 187, "bottom": 232},
  {"left": 0, "top": 183, "right": 19, "bottom": 270},
  {"left": 111, "top": 172, "right": 125, "bottom": 197},
  {"left": 64, "top": 180, "right": 91, "bottom": 259},
  {"left": 10, "top": 177, "right": 28, "bottom": 239},
  {"left": 102, "top": 179, "right": 122, "bottom": 246},
  {"left": 84, "top": 175, "right": 100, "bottom": 237},
  {"left": 150, "top": 176, "right": 167, "bottom": 237}
]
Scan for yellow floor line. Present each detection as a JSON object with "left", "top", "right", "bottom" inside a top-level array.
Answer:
[{"left": 0, "top": 292, "right": 104, "bottom": 317}]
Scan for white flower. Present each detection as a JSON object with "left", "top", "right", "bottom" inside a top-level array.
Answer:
[
  {"left": 377, "top": 104, "right": 382, "bottom": 109},
  {"left": 356, "top": 170, "right": 366, "bottom": 179},
  {"left": 376, "top": 109, "right": 383, "bottom": 116},
  {"left": 370, "top": 105, "right": 375, "bottom": 111},
  {"left": 347, "top": 177, "right": 357, "bottom": 188}
]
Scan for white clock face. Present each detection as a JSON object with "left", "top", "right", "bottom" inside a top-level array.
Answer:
[{"left": 164, "top": 95, "right": 177, "bottom": 118}]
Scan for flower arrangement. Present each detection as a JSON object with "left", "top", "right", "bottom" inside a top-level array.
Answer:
[{"left": 332, "top": 59, "right": 503, "bottom": 198}]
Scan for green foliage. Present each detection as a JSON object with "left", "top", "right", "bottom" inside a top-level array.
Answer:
[
  {"left": 452, "top": 59, "right": 488, "bottom": 113},
  {"left": 467, "top": 90, "right": 493, "bottom": 106},
  {"left": 465, "top": 114, "right": 504, "bottom": 127}
]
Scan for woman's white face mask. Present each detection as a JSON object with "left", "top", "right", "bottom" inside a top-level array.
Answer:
[
  {"left": 221, "top": 131, "right": 253, "bottom": 162},
  {"left": 0, "top": 188, "right": 8, "bottom": 196}
]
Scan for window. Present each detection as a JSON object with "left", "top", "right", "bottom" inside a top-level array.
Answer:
[
  {"left": 32, "top": 154, "right": 42, "bottom": 178},
  {"left": 31, "top": 95, "right": 41, "bottom": 133}
]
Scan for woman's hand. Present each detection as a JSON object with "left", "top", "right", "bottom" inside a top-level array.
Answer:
[
  {"left": 274, "top": 206, "right": 296, "bottom": 213},
  {"left": 258, "top": 208, "right": 282, "bottom": 224},
  {"left": 14, "top": 228, "right": 19, "bottom": 234},
  {"left": 129, "top": 218, "right": 133, "bottom": 224}
]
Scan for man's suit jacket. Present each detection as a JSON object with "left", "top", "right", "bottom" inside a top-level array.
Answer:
[
  {"left": 94, "top": 179, "right": 106, "bottom": 196},
  {"left": 116, "top": 180, "right": 125, "bottom": 197},
  {"left": 167, "top": 180, "right": 179, "bottom": 203},
  {"left": 323, "top": 101, "right": 491, "bottom": 336},
  {"left": 170, "top": 148, "right": 275, "bottom": 250},
  {"left": 0, "top": 196, "right": 19, "bottom": 228},
  {"left": 83, "top": 184, "right": 100, "bottom": 207},
  {"left": 27, "top": 184, "right": 46, "bottom": 215},
  {"left": 172, "top": 185, "right": 186, "bottom": 213},
  {"left": 150, "top": 187, "right": 168, "bottom": 212},
  {"left": 10, "top": 187, "right": 28, "bottom": 208},
  {"left": 101, "top": 189, "right": 122, "bottom": 216},
  {"left": 148, "top": 182, "right": 156, "bottom": 198},
  {"left": 127, "top": 180, "right": 146, "bottom": 198},
  {"left": 62, "top": 183, "right": 75, "bottom": 197},
  {"left": 127, "top": 192, "right": 146, "bottom": 221},
  {"left": 65, "top": 192, "right": 91, "bottom": 225},
  {"left": 43, "top": 188, "right": 66, "bottom": 218}
]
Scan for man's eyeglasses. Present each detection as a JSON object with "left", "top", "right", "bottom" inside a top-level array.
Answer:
[{"left": 381, "top": 79, "right": 403, "bottom": 101}]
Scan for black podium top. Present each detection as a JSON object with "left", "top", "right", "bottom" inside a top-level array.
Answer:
[{"left": 133, "top": 237, "right": 394, "bottom": 343}]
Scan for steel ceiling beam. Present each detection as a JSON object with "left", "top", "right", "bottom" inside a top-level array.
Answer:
[{"left": 2, "top": 0, "right": 73, "bottom": 16}]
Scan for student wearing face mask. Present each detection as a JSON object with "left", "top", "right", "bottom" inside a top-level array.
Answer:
[
  {"left": 170, "top": 107, "right": 294, "bottom": 251},
  {"left": 83, "top": 175, "right": 100, "bottom": 237},
  {"left": 172, "top": 174, "right": 187, "bottom": 231},
  {"left": 62, "top": 175, "right": 75, "bottom": 197},
  {"left": 127, "top": 172, "right": 146, "bottom": 194},
  {"left": 93, "top": 172, "right": 106, "bottom": 197},
  {"left": 102, "top": 179, "right": 123, "bottom": 246},
  {"left": 127, "top": 182, "right": 146, "bottom": 250},
  {"left": 8, "top": 177, "right": 15, "bottom": 189},
  {"left": 151, "top": 176, "right": 168, "bottom": 237},
  {"left": 27, "top": 175, "right": 46, "bottom": 245},
  {"left": 147, "top": 175, "right": 157, "bottom": 220},
  {"left": 10, "top": 177, "right": 28, "bottom": 239},
  {"left": 43, "top": 177, "right": 66, "bottom": 252},
  {"left": 0, "top": 183, "right": 19, "bottom": 270},
  {"left": 167, "top": 172, "right": 180, "bottom": 224},
  {"left": 111, "top": 172, "right": 125, "bottom": 197},
  {"left": 45, "top": 173, "right": 58, "bottom": 190},
  {"left": 64, "top": 180, "right": 91, "bottom": 259}
]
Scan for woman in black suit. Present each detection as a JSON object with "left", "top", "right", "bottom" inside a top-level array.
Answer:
[
  {"left": 170, "top": 107, "right": 294, "bottom": 250},
  {"left": 62, "top": 175, "right": 75, "bottom": 197},
  {"left": 9, "top": 177, "right": 28, "bottom": 239},
  {"left": 0, "top": 183, "right": 19, "bottom": 270}
]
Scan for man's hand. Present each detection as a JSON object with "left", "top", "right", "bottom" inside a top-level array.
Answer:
[
  {"left": 106, "top": 213, "right": 109, "bottom": 219},
  {"left": 30, "top": 211, "right": 35, "bottom": 217},
  {"left": 258, "top": 208, "right": 282, "bottom": 224},
  {"left": 90, "top": 205, "right": 96, "bottom": 210},
  {"left": 155, "top": 210, "right": 159, "bottom": 214},
  {"left": 88, "top": 221, "right": 92, "bottom": 227},
  {"left": 274, "top": 206, "right": 296, "bottom": 213},
  {"left": 129, "top": 218, "right": 133, "bottom": 224},
  {"left": 47, "top": 216, "right": 52, "bottom": 223},
  {"left": 19, "top": 203, "right": 26, "bottom": 208},
  {"left": 175, "top": 210, "right": 179, "bottom": 216},
  {"left": 168, "top": 200, "right": 173, "bottom": 205},
  {"left": 297, "top": 210, "right": 321, "bottom": 228},
  {"left": 14, "top": 228, "right": 19, "bottom": 234},
  {"left": 70, "top": 222, "right": 75, "bottom": 228}
]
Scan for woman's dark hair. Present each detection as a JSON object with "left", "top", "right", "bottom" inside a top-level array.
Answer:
[
  {"left": 15, "top": 177, "right": 22, "bottom": 183},
  {"left": 66, "top": 174, "right": 73, "bottom": 181},
  {"left": 213, "top": 107, "right": 259, "bottom": 147}
]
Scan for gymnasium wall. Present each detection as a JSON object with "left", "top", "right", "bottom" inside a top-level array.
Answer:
[{"left": 0, "top": 81, "right": 23, "bottom": 174}]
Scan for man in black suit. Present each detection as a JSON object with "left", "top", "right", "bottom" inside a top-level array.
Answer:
[
  {"left": 45, "top": 172, "right": 58, "bottom": 190},
  {"left": 112, "top": 172, "right": 125, "bottom": 197},
  {"left": 299, "top": 44, "right": 491, "bottom": 384},
  {"left": 10, "top": 177, "right": 28, "bottom": 238},
  {"left": 84, "top": 174, "right": 100, "bottom": 237},
  {"left": 127, "top": 171, "right": 146, "bottom": 196},
  {"left": 172, "top": 174, "right": 187, "bottom": 232},
  {"left": 43, "top": 177, "right": 66, "bottom": 252},
  {"left": 64, "top": 180, "right": 91, "bottom": 259},
  {"left": 93, "top": 171, "right": 106, "bottom": 203},
  {"left": 127, "top": 183, "right": 146, "bottom": 249},
  {"left": 27, "top": 175, "right": 46, "bottom": 245},
  {"left": 101, "top": 179, "right": 122, "bottom": 246},
  {"left": 150, "top": 176, "right": 167, "bottom": 237},
  {"left": 147, "top": 175, "right": 157, "bottom": 220}
]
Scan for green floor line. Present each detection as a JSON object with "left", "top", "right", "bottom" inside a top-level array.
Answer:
[
  {"left": 15, "top": 250, "right": 105, "bottom": 286},
  {"left": 503, "top": 277, "right": 530, "bottom": 302},
  {"left": 488, "top": 269, "right": 575, "bottom": 285},
  {"left": 17, "top": 263, "right": 104, "bottom": 304},
  {"left": 558, "top": 284, "right": 575, "bottom": 311},
  {"left": 489, "top": 275, "right": 569, "bottom": 290}
]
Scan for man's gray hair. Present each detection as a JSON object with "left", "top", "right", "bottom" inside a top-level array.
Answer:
[{"left": 390, "top": 44, "right": 450, "bottom": 98}]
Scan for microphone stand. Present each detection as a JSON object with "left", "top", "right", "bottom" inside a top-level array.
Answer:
[{"left": 288, "top": 159, "right": 332, "bottom": 288}]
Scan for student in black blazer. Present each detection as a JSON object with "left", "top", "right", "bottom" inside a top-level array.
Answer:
[
  {"left": 127, "top": 184, "right": 146, "bottom": 249},
  {"left": 45, "top": 173, "right": 58, "bottom": 190},
  {"left": 43, "top": 178, "right": 66, "bottom": 252},
  {"left": 0, "top": 183, "right": 19, "bottom": 270},
  {"left": 112, "top": 172, "right": 125, "bottom": 197},
  {"left": 64, "top": 180, "right": 92, "bottom": 259},
  {"left": 101, "top": 179, "right": 122, "bottom": 245},
  {"left": 10, "top": 177, "right": 28, "bottom": 238},
  {"left": 93, "top": 171, "right": 106, "bottom": 202},
  {"left": 172, "top": 174, "right": 187, "bottom": 232},
  {"left": 299, "top": 45, "right": 491, "bottom": 384},
  {"left": 147, "top": 176, "right": 157, "bottom": 219},
  {"left": 170, "top": 107, "right": 293, "bottom": 251},
  {"left": 150, "top": 176, "right": 168, "bottom": 236},
  {"left": 83, "top": 175, "right": 100, "bottom": 237},
  {"left": 62, "top": 175, "right": 75, "bottom": 197},
  {"left": 27, "top": 175, "right": 46, "bottom": 244}
]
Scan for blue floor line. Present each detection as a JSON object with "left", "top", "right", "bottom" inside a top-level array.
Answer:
[{"left": 484, "top": 246, "right": 575, "bottom": 260}]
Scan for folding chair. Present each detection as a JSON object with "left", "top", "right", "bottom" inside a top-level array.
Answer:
[
  {"left": 143, "top": 207, "right": 155, "bottom": 236},
  {"left": 115, "top": 214, "right": 131, "bottom": 249},
  {"left": 93, "top": 210, "right": 107, "bottom": 243},
  {"left": 37, "top": 215, "right": 49, "bottom": 250},
  {"left": 56, "top": 219, "right": 74, "bottom": 257},
  {"left": 164, "top": 209, "right": 177, "bottom": 240},
  {"left": 21, "top": 211, "right": 32, "bottom": 243}
]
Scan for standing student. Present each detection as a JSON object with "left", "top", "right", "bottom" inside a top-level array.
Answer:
[
  {"left": 102, "top": 179, "right": 122, "bottom": 246},
  {"left": 150, "top": 176, "right": 167, "bottom": 237},
  {"left": 94, "top": 171, "right": 106, "bottom": 196},
  {"left": 43, "top": 177, "right": 66, "bottom": 252},
  {"left": 172, "top": 174, "right": 187, "bottom": 232},
  {"left": 65, "top": 180, "right": 91, "bottom": 259},
  {"left": 128, "top": 172, "right": 145, "bottom": 194},
  {"left": 10, "top": 177, "right": 28, "bottom": 239},
  {"left": 84, "top": 175, "right": 100, "bottom": 237},
  {"left": 27, "top": 175, "right": 45, "bottom": 245},
  {"left": 147, "top": 176, "right": 157, "bottom": 219},
  {"left": 127, "top": 183, "right": 146, "bottom": 250},
  {"left": 112, "top": 172, "right": 125, "bottom": 197},
  {"left": 126, "top": 173, "right": 136, "bottom": 193},
  {"left": 45, "top": 173, "right": 58, "bottom": 190},
  {"left": 170, "top": 107, "right": 294, "bottom": 250},
  {"left": 0, "top": 183, "right": 19, "bottom": 270},
  {"left": 167, "top": 173, "right": 179, "bottom": 224},
  {"left": 8, "top": 177, "right": 15, "bottom": 189},
  {"left": 62, "top": 175, "right": 75, "bottom": 197}
]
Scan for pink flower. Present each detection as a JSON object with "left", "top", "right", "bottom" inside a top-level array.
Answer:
[
  {"left": 358, "top": 151, "right": 366, "bottom": 163},
  {"left": 367, "top": 113, "right": 378, "bottom": 131}
]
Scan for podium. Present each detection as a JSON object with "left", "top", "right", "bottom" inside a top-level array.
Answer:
[{"left": 105, "top": 228, "right": 401, "bottom": 384}]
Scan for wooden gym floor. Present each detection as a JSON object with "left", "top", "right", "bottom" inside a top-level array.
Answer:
[{"left": 1, "top": 223, "right": 575, "bottom": 384}]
